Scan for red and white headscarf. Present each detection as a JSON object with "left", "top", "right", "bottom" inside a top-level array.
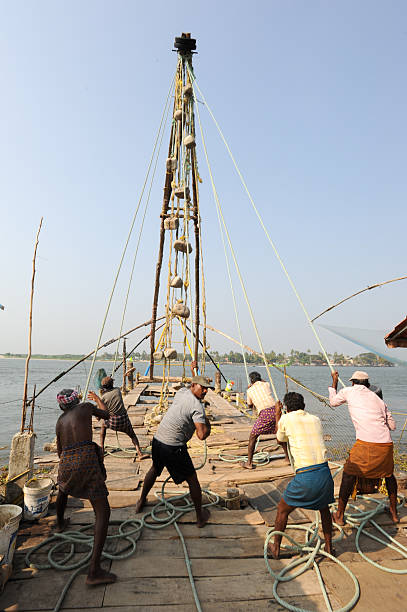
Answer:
[{"left": 57, "top": 389, "right": 79, "bottom": 405}]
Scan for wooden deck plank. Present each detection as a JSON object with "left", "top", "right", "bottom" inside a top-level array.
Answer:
[{"left": 243, "top": 483, "right": 309, "bottom": 526}]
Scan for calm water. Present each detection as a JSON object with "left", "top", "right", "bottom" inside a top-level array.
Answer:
[{"left": 1, "top": 358, "right": 407, "bottom": 463}]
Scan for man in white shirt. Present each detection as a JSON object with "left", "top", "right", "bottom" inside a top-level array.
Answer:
[
  {"left": 329, "top": 370, "right": 398, "bottom": 525},
  {"left": 241, "top": 371, "right": 281, "bottom": 469}
]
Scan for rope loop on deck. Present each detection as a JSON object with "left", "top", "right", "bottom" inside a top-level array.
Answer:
[{"left": 264, "top": 491, "right": 407, "bottom": 612}]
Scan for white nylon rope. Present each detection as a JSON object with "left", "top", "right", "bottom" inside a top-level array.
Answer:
[
  {"left": 188, "top": 67, "right": 344, "bottom": 387},
  {"left": 111, "top": 86, "right": 174, "bottom": 374},
  {"left": 192, "top": 78, "right": 278, "bottom": 401},
  {"left": 83, "top": 76, "right": 176, "bottom": 397}
]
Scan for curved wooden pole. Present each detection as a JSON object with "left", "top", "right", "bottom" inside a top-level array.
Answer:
[{"left": 311, "top": 275, "right": 407, "bottom": 323}]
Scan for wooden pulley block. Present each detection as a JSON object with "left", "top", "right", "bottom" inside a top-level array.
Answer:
[
  {"left": 174, "top": 185, "right": 190, "bottom": 199},
  {"left": 153, "top": 351, "right": 164, "bottom": 361},
  {"left": 183, "top": 83, "right": 193, "bottom": 97},
  {"left": 174, "top": 239, "right": 192, "bottom": 254},
  {"left": 164, "top": 216, "right": 179, "bottom": 230},
  {"left": 166, "top": 157, "right": 177, "bottom": 171},
  {"left": 184, "top": 134, "right": 196, "bottom": 149},
  {"left": 164, "top": 347, "right": 177, "bottom": 360},
  {"left": 172, "top": 302, "right": 190, "bottom": 318},
  {"left": 170, "top": 275, "right": 183, "bottom": 288},
  {"left": 174, "top": 109, "right": 183, "bottom": 121}
]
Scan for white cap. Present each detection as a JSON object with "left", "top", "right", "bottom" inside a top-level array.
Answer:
[{"left": 349, "top": 370, "right": 369, "bottom": 381}]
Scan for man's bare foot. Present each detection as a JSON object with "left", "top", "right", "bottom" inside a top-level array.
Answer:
[
  {"left": 332, "top": 511, "right": 346, "bottom": 526},
  {"left": 197, "top": 507, "right": 210, "bottom": 528},
  {"left": 386, "top": 507, "right": 400, "bottom": 523},
  {"left": 135, "top": 498, "right": 146, "bottom": 513},
  {"left": 267, "top": 542, "right": 280, "bottom": 559},
  {"left": 55, "top": 518, "right": 70, "bottom": 533},
  {"left": 86, "top": 569, "right": 117, "bottom": 586},
  {"left": 240, "top": 461, "right": 256, "bottom": 470}
]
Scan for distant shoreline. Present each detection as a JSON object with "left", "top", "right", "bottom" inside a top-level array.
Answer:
[{"left": 0, "top": 356, "right": 395, "bottom": 367}]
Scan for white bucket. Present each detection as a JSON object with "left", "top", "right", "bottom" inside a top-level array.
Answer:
[
  {"left": 0, "top": 504, "right": 22, "bottom": 566},
  {"left": 23, "top": 477, "right": 53, "bottom": 521}
]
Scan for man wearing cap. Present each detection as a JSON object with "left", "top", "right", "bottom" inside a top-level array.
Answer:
[
  {"left": 55, "top": 389, "right": 116, "bottom": 586},
  {"left": 135, "top": 369, "right": 212, "bottom": 527},
  {"left": 329, "top": 370, "right": 398, "bottom": 524},
  {"left": 88, "top": 376, "right": 147, "bottom": 461}
]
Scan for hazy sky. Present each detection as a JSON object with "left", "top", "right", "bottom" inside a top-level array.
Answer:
[{"left": 1, "top": 1, "right": 406, "bottom": 357}]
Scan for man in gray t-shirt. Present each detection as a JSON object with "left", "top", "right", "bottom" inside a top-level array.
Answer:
[
  {"left": 136, "top": 370, "right": 212, "bottom": 528},
  {"left": 154, "top": 386, "right": 207, "bottom": 446}
]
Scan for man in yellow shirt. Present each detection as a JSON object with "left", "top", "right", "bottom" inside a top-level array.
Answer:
[{"left": 269, "top": 392, "right": 334, "bottom": 559}]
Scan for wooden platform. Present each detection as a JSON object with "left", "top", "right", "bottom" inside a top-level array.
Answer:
[{"left": 2, "top": 383, "right": 407, "bottom": 611}]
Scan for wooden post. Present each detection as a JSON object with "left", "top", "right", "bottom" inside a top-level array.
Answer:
[
  {"left": 215, "top": 371, "right": 221, "bottom": 393},
  {"left": 21, "top": 217, "right": 43, "bottom": 433},
  {"left": 284, "top": 366, "right": 288, "bottom": 394},
  {"left": 127, "top": 366, "right": 135, "bottom": 390},
  {"left": 122, "top": 338, "right": 127, "bottom": 394}
]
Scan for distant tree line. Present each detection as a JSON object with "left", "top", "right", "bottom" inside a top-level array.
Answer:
[{"left": 1, "top": 350, "right": 394, "bottom": 367}]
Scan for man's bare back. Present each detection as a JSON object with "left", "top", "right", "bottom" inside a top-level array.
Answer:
[{"left": 56, "top": 402, "right": 108, "bottom": 454}]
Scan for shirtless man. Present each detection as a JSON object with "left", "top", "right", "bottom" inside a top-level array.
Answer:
[{"left": 55, "top": 388, "right": 116, "bottom": 586}]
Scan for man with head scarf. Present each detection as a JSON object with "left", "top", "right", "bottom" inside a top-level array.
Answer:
[
  {"left": 88, "top": 376, "right": 147, "bottom": 460},
  {"left": 329, "top": 370, "right": 398, "bottom": 525},
  {"left": 55, "top": 388, "right": 116, "bottom": 586}
]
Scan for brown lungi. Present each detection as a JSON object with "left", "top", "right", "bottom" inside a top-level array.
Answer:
[{"left": 344, "top": 439, "right": 394, "bottom": 478}]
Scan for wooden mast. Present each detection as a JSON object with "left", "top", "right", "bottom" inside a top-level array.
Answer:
[{"left": 149, "top": 33, "right": 197, "bottom": 380}]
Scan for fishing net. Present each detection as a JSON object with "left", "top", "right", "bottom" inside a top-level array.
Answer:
[{"left": 320, "top": 324, "right": 407, "bottom": 366}]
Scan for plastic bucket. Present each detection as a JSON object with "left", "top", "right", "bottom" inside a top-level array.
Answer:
[
  {"left": 0, "top": 504, "right": 22, "bottom": 566},
  {"left": 23, "top": 477, "right": 53, "bottom": 521}
]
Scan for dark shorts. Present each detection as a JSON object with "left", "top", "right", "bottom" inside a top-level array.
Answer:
[{"left": 152, "top": 437, "right": 195, "bottom": 485}]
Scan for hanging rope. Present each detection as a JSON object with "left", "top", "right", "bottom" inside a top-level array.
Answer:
[
  {"left": 192, "top": 72, "right": 278, "bottom": 401},
  {"left": 82, "top": 75, "right": 176, "bottom": 398},
  {"left": 214, "top": 189, "right": 250, "bottom": 384},
  {"left": 187, "top": 67, "right": 344, "bottom": 388},
  {"left": 111, "top": 88, "right": 173, "bottom": 374}
]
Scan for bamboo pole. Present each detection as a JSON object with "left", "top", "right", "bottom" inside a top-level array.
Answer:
[
  {"left": 311, "top": 275, "right": 407, "bottom": 322},
  {"left": 21, "top": 217, "right": 43, "bottom": 432}
]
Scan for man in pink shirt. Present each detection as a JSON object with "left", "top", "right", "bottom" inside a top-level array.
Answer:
[{"left": 329, "top": 370, "right": 398, "bottom": 524}]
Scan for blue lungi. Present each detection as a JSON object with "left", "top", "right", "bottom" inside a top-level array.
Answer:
[{"left": 283, "top": 461, "right": 334, "bottom": 510}]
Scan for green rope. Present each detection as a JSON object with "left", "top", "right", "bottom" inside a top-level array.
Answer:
[
  {"left": 26, "top": 442, "right": 214, "bottom": 612},
  {"left": 263, "top": 461, "right": 407, "bottom": 612}
]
